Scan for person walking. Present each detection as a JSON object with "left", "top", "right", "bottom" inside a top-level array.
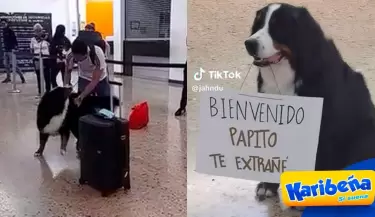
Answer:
[
  {"left": 49, "top": 24, "right": 71, "bottom": 86},
  {"left": 0, "top": 18, "right": 26, "bottom": 83},
  {"left": 30, "top": 23, "right": 52, "bottom": 97},
  {"left": 175, "top": 62, "right": 187, "bottom": 116}
]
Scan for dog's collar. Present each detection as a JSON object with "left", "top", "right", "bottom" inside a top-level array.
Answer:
[{"left": 253, "top": 55, "right": 285, "bottom": 67}]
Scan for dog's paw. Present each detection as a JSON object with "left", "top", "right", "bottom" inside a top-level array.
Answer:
[
  {"left": 256, "top": 182, "right": 279, "bottom": 201},
  {"left": 279, "top": 203, "right": 306, "bottom": 212},
  {"left": 279, "top": 201, "right": 290, "bottom": 211},
  {"left": 60, "top": 149, "right": 67, "bottom": 156},
  {"left": 34, "top": 151, "right": 43, "bottom": 157},
  {"left": 278, "top": 188, "right": 305, "bottom": 211},
  {"left": 294, "top": 206, "right": 306, "bottom": 211},
  {"left": 278, "top": 188, "right": 290, "bottom": 210}
]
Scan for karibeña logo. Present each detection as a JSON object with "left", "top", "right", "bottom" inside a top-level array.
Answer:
[
  {"left": 280, "top": 170, "right": 375, "bottom": 207},
  {"left": 194, "top": 68, "right": 205, "bottom": 81},
  {"left": 286, "top": 175, "right": 371, "bottom": 202}
]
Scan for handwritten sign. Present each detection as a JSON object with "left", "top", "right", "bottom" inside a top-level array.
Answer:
[{"left": 195, "top": 90, "right": 324, "bottom": 183}]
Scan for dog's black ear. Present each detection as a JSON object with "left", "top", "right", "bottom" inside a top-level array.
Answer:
[
  {"left": 291, "top": 6, "right": 327, "bottom": 81},
  {"left": 292, "top": 7, "right": 308, "bottom": 21},
  {"left": 293, "top": 7, "right": 320, "bottom": 33}
]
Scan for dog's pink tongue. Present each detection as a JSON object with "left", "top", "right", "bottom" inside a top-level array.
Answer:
[{"left": 266, "top": 53, "right": 281, "bottom": 62}]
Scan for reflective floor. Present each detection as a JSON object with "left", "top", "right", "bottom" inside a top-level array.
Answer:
[{"left": 0, "top": 72, "right": 186, "bottom": 216}]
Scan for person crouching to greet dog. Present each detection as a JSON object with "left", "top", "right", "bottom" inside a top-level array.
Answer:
[{"left": 64, "top": 39, "right": 110, "bottom": 106}]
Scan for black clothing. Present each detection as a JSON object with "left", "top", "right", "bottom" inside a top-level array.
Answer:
[
  {"left": 55, "top": 62, "right": 66, "bottom": 83},
  {"left": 179, "top": 62, "right": 187, "bottom": 109},
  {"left": 49, "top": 36, "right": 71, "bottom": 60},
  {"left": 174, "top": 62, "right": 187, "bottom": 116},
  {"left": 33, "top": 58, "right": 55, "bottom": 94},
  {"left": 49, "top": 36, "right": 71, "bottom": 87},
  {"left": 2, "top": 26, "right": 18, "bottom": 51}
]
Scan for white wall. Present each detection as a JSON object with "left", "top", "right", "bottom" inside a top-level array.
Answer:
[
  {"left": 169, "top": 0, "right": 187, "bottom": 82},
  {"left": 78, "top": 0, "right": 86, "bottom": 25},
  {"left": 113, "top": 0, "right": 125, "bottom": 73},
  {"left": 0, "top": 0, "right": 85, "bottom": 41}
]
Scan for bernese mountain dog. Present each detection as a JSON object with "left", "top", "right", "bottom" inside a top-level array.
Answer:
[
  {"left": 35, "top": 86, "right": 119, "bottom": 157},
  {"left": 245, "top": 3, "right": 375, "bottom": 210}
]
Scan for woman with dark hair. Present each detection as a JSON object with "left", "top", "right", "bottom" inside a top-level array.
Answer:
[{"left": 50, "top": 24, "right": 71, "bottom": 86}]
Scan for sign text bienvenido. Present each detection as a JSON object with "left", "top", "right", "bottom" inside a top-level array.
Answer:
[{"left": 195, "top": 90, "right": 324, "bottom": 183}]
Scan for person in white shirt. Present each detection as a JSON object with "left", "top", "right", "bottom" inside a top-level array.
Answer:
[
  {"left": 64, "top": 39, "right": 109, "bottom": 106},
  {"left": 30, "top": 23, "right": 53, "bottom": 96}
]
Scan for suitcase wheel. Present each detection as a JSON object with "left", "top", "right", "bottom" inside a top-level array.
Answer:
[{"left": 79, "top": 178, "right": 87, "bottom": 185}]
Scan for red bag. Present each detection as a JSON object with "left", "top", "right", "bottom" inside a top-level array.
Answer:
[{"left": 128, "top": 101, "right": 149, "bottom": 129}]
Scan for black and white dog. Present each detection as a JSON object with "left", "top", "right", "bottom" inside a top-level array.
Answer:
[
  {"left": 35, "top": 86, "right": 119, "bottom": 156},
  {"left": 245, "top": 3, "right": 375, "bottom": 209}
]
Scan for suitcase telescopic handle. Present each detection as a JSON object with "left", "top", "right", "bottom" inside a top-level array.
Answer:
[
  {"left": 109, "top": 81, "right": 123, "bottom": 86},
  {"left": 108, "top": 80, "right": 123, "bottom": 117}
]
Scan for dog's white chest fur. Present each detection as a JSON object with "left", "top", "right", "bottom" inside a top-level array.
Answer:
[
  {"left": 42, "top": 99, "right": 69, "bottom": 134},
  {"left": 259, "top": 59, "right": 296, "bottom": 95},
  {"left": 257, "top": 59, "right": 298, "bottom": 211}
]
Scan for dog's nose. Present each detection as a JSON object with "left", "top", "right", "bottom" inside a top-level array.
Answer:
[{"left": 245, "top": 39, "right": 258, "bottom": 56}]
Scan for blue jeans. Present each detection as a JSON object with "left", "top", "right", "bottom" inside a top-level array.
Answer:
[
  {"left": 3, "top": 51, "right": 24, "bottom": 79},
  {"left": 78, "top": 77, "right": 110, "bottom": 96}
]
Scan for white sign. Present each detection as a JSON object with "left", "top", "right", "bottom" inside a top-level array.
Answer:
[{"left": 195, "top": 90, "right": 324, "bottom": 183}]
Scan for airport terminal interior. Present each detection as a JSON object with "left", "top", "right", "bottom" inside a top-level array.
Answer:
[{"left": 0, "top": 73, "right": 186, "bottom": 216}]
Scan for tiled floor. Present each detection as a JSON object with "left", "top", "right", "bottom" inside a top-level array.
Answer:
[{"left": 0, "top": 72, "right": 186, "bottom": 217}]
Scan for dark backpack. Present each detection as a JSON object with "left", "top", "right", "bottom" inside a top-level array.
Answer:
[{"left": 75, "top": 30, "right": 106, "bottom": 65}]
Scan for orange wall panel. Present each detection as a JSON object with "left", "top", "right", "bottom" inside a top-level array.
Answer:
[{"left": 86, "top": 0, "right": 113, "bottom": 38}]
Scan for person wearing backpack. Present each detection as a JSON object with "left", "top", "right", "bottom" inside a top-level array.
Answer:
[
  {"left": 64, "top": 39, "right": 109, "bottom": 106},
  {"left": 84, "top": 23, "right": 110, "bottom": 57}
]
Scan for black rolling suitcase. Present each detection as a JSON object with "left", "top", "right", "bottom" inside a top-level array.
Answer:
[{"left": 78, "top": 80, "right": 130, "bottom": 197}]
